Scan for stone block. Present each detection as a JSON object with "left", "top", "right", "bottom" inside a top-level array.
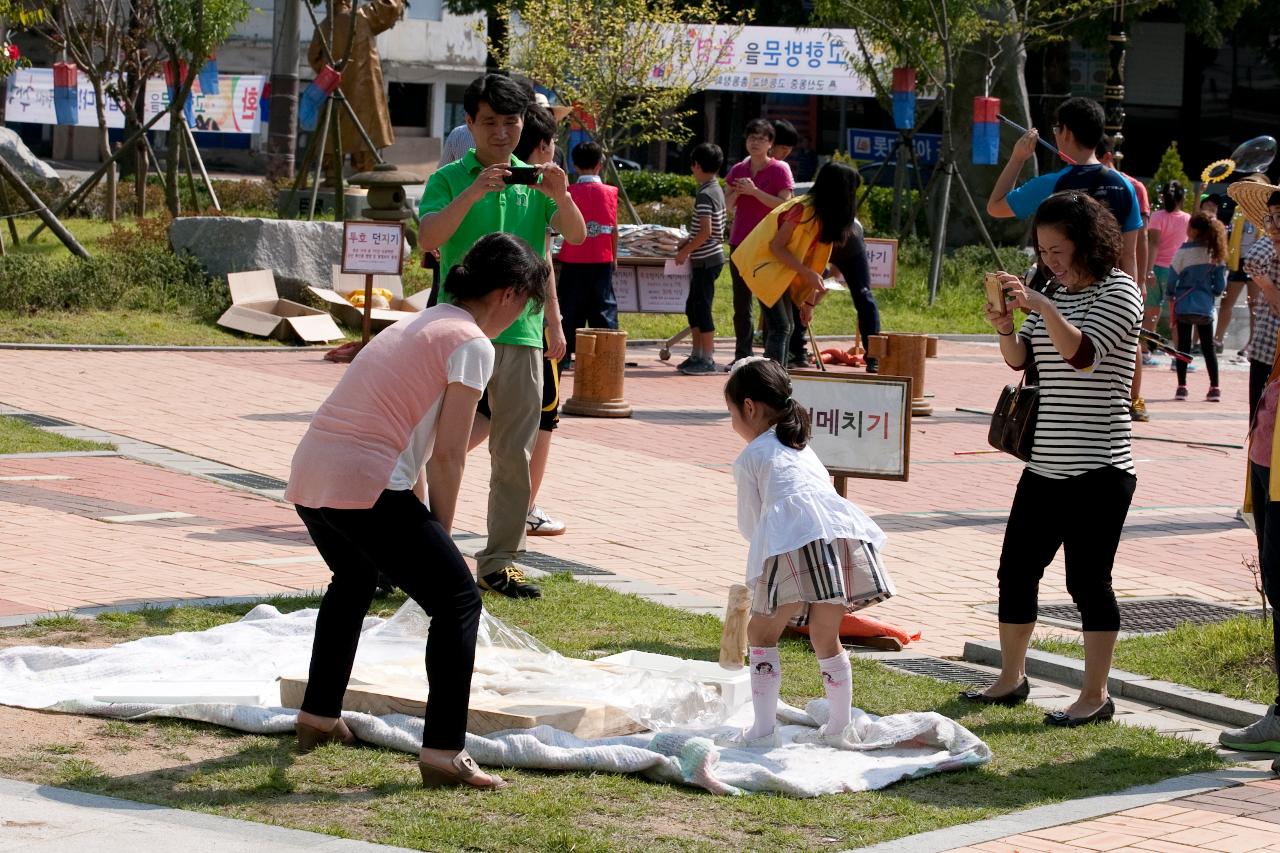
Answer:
[
  {"left": 0, "top": 127, "right": 62, "bottom": 191},
  {"left": 168, "top": 216, "right": 344, "bottom": 299}
]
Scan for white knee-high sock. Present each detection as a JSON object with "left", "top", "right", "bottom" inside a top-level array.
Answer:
[
  {"left": 746, "top": 646, "right": 782, "bottom": 739},
  {"left": 819, "top": 652, "right": 853, "bottom": 733}
]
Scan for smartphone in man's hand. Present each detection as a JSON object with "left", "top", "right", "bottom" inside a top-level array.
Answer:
[{"left": 502, "top": 166, "right": 541, "bottom": 185}]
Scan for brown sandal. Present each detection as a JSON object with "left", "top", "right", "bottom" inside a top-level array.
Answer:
[
  {"left": 296, "top": 718, "right": 357, "bottom": 753},
  {"left": 418, "top": 751, "right": 508, "bottom": 790}
]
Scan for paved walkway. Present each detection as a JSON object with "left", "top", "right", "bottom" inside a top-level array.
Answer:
[
  {"left": 0, "top": 341, "right": 1258, "bottom": 657},
  {"left": 948, "top": 776, "right": 1280, "bottom": 853},
  {"left": 0, "top": 340, "right": 1273, "bottom": 849}
]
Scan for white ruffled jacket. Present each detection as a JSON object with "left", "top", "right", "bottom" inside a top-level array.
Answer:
[{"left": 733, "top": 429, "right": 887, "bottom": 586}]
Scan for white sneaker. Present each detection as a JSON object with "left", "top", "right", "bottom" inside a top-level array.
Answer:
[
  {"left": 712, "top": 728, "right": 779, "bottom": 749},
  {"left": 526, "top": 505, "right": 566, "bottom": 536}
]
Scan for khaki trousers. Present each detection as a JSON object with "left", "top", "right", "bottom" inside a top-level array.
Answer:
[{"left": 476, "top": 343, "right": 543, "bottom": 578}]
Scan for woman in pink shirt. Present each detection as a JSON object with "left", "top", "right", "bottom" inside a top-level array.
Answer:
[
  {"left": 726, "top": 118, "right": 795, "bottom": 362},
  {"left": 285, "top": 233, "right": 548, "bottom": 791},
  {"left": 1145, "top": 181, "right": 1191, "bottom": 348}
]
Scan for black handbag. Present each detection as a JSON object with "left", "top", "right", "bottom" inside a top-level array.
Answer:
[{"left": 988, "top": 376, "right": 1039, "bottom": 462}]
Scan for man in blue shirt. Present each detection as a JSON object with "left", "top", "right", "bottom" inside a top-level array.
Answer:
[
  {"left": 988, "top": 97, "right": 1147, "bottom": 419},
  {"left": 988, "top": 98, "right": 1141, "bottom": 281}
]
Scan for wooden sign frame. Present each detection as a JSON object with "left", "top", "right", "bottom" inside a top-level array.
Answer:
[
  {"left": 864, "top": 237, "right": 899, "bottom": 289},
  {"left": 788, "top": 369, "right": 912, "bottom": 492},
  {"left": 341, "top": 220, "right": 405, "bottom": 277}
]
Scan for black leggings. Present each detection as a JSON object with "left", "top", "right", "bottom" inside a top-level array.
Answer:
[
  {"left": 1248, "top": 463, "right": 1280, "bottom": 706},
  {"left": 296, "top": 489, "right": 482, "bottom": 751},
  {"left": 998, "top": 466, "right": 1136, "bottom": 631},
  {"left": 1175, "top": 320, "right": 1219, "bottom": 387}
]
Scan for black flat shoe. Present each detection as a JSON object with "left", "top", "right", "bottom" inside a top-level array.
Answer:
[
  {"left": 1044, "top": 698, "right": 1116, "bottom": 728},
  {"left": 960, "top": 678, "right": 1029, "bottom": 707}
]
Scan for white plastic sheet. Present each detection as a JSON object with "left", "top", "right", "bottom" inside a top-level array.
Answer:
[{"left": 0, "top": 603, "right": 992, "bottom": 797}]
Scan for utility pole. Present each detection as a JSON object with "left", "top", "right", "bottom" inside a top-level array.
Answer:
[{"left": 267, "top": 0, "right": 301, "bottom": 180}]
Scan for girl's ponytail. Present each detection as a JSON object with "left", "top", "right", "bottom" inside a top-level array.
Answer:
[
  {"left": 773, "top": 396, "right": 811, "bottom": 450},
  {"left": 725, "top": 357, "right": 811, "bottom": 449}
]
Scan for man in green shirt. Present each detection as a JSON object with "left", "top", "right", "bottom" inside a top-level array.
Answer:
[{"left": 419, "top": 74, "right": 586, "bottom": 599}]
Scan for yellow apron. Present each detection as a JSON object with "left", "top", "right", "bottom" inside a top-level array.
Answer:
[{"left": 730, "top": 197, "right": 832, "bottom": 308}]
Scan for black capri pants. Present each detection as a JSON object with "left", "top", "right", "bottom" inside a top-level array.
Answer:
[
  {"left": 296, "top": 489, "right": 482, "bottom": 751},
  {"left": 997, "top": 465, "right": 1137, "bottom": 631}
]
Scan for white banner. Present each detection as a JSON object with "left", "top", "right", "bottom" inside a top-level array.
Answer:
[
  {"left": 4, "top": 68, "right": 265, "bottom": 134},
  {"left": 789, "top": 372, "right": 911, "bottom": 480},
  {"left": 649, "top": 25, "right": 875, "bottom": 98}
]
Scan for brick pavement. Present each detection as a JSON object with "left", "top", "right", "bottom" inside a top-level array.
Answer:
[
  {"left": 0, "top": 341, "right": 1260, "bottom": 656},
  {"left": 948, "top": 777, "right": 1280, "bottom": 852}
]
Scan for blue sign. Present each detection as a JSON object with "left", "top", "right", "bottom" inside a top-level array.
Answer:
[{"left": 847, "top": 128, "right": 940, "bottom": 166}]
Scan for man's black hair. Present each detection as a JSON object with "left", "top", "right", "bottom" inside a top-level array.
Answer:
[
  {"left": 571, "top": 141, "right": 603, "bottom": 170},
  {"left": 1095, "top": 134, "right": 1115, "bottom": 160},
  {"left": 514, "top": 104, "right": 556, "bottom": 161},
  {"left": 690, "top": 142, "right": 723, "bottom": 175},
  {"left": 771, "top": 119, "right": 799, "bottom": 148},
  {"left": 463, "top": 73, "right": 530, "bottom": 119},
  {"left": 1054, "top": 97, "right": 1106, "bottom": 150}
]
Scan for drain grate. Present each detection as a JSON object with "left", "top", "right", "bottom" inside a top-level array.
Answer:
[
  {"left": 5, "top": 413, "right": 74, "bottom": 428},
  {"left": 1039, "top": 597, "right": 1248, "bottom": 634},
  {"left": 208, "top": 471, "right": 289, "bottom": 491},
  {"left": 879, "top": 657, "right": 996, "bottom": 687},
  {"left": 519, "top": 551, "right": 614, "bottom": 576}
]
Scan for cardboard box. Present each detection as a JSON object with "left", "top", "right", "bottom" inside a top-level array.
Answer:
[
  {"left": 306, "top": 264, "right": 430, "bottom": 331},
  {"left": 218, "top": 269, "right": 345, "bottom": 343}
]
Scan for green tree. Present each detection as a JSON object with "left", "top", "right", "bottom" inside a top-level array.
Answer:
[
  {"left": 1150, "top": 141, "right": 1194, "bottom": 212},
  {"left": 154, "top": 0, "right": 250, "bottom": 216},
  {"left": 494, "top": 0, "right": 744, "bottom": 219}
]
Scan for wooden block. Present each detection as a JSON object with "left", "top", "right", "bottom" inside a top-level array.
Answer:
[{"left": 278, "top": 676, "right": 645, "bottom": 738}]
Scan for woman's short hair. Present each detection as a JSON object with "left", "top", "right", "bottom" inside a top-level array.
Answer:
[
  {"left": 743, "top": 118, "right": 775, "bottom": 141},
  {"left": 1032, "top": 191, "right": 1123, "bottom": 282},
  {"left": 446, "top": 233, "right": 549, "bottom": 311}
]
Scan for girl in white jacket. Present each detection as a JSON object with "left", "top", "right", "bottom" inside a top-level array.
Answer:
[{"left": 724, "top": 358, "right": 894, "bottom": 747}]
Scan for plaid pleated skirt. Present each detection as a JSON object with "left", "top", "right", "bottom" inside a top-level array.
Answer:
[{"left": 752, "top": 538, "right": 894, "bottom": 626}]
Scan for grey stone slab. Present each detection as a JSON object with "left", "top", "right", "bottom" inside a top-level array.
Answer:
[
  {"left": 848, "top": 766, "right": 1278, "bottom": 853},
  {"left": 0, "top": 776, "right": 418, "bottom": 852},
  {"left": 1124, "top": 679, "right": 1270, "bottom": 727},
  {"left": 169, "top": 216, "right": 344, "bottom": 297}
]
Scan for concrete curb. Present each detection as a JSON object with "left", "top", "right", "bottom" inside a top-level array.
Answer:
[
  {"left": 0, "top": 775, "right": 419, "bottom": 851},
  {"left": 963, "top": 640, "right": 1271, "bottom": 727},
  {"left": 848, "top": 764, "right": 1277, "bottom": 853}
]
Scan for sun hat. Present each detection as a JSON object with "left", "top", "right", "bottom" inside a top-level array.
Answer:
[
  {"left": 1227, "top": 174, "right": 1280, "bottom": 229},
  {"left": 533, "top": 91, "right": 573, "bottom": 123}
]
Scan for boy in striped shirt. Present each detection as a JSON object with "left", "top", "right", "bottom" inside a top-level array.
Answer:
[{"left": 674, "top": 143, "right": 727, "bottom": 375}]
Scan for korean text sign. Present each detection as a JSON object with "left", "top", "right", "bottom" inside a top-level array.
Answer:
[
  {"left": 864, "top": 238, "right": 898, "bottom": 289},
  {"left": 342, "top": 221, "right": 404, "bottom": 276},
  {"left": 788, "top": 372, "right": 911, "bottom": 480},
  {"left": 647, "top": 25, "right": 875, "bottom": 98}
]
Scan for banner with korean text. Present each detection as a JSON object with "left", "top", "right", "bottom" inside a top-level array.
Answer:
[
  {"left": 4, "top": 67, "right": 265, "bottom": 134},
  {"left": 789, "top": 371, "right": 911, "bottom": 481},
  {"left": 647, "top": 25, "right": 875, "bottom": 97}
]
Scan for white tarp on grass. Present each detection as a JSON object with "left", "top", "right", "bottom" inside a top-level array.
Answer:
[{"left": 0, "top": 603, "right": 991, "bottom": 797}]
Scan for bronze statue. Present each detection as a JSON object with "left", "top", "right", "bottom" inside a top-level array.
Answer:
[{"left": 308, "top": 0, "right": 404, "bottom": 173}]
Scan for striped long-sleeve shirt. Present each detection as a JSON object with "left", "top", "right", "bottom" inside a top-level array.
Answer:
[{"left": 1017, "top": 270, "right": 1143, "bottom": 479}]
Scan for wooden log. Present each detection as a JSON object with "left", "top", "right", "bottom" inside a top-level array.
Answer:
[
  {"left": 866, "top": 333, "right": 935, "bottom": 416},
  {"left": 563, "top": 329, "right": 633, "bottom": 417},
  {"left": 278, "top": 676, "right": 646, "bottom": 738},
  {"left": 719, "top": 584, "right": 751, "bottom": 669}
]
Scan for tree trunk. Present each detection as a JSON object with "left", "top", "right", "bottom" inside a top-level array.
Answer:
[
  {"left": 92, "top": 79, "right": 118, "bottom": 222},
  {"left": 165, "top": 67, "right": 197, "bottom": 217}
]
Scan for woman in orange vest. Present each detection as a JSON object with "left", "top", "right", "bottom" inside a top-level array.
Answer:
[{"left": 731, "top": 162, "right": 861, "bottom": 364}]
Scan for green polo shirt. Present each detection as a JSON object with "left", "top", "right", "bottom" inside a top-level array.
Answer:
[{"left": 418, "top": 150, "right": 557, "bottom": 348}]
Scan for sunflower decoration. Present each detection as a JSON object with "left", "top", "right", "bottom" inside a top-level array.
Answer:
[{"left": 1201, "top": 158, "right": 1235, "bottom": 184}]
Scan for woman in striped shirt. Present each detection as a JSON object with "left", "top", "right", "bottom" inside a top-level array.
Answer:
[{"left": 963, "top": 192, "right": 1142, "bottom": 728}]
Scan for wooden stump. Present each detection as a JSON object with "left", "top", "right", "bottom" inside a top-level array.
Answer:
[
  {"left": 866, "top": 333, "right": 939, "bottom": 416},
  {"left": 564, "top": 329, "right": 633, "bottom": 418}
]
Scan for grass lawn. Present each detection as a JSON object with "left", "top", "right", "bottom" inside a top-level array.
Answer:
[
  {"left": 0, "top": 575, "right": 1222, "bottom": 852},
  {"left": 4, "top": 215, "right": 1019, "bottom": 347},
  {"left": 1033, "top": 616, "right": 1277, "bottom": 707},
  {"left": 0, "top": 416, "right": 112, "bottom": 454}
]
